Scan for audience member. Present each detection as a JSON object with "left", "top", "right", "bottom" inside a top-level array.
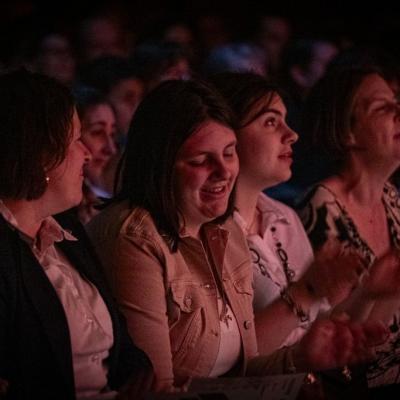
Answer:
[
  {"left": 74, "top": 86, "right": 118, "bottom": 223},
  {"left": 298, "top": 66, "right": 400, "bottom": 391},
  {"left": 0, "top": 69, "right": 152, "bottom": 399}
]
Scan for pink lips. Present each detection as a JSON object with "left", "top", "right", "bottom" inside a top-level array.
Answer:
[{"left": 278, "top": 151, "right": 293, "bottom": 159}]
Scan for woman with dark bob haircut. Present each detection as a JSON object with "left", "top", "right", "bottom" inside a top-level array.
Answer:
[
  {"left": 87, "top": 78, "right": 390, "bottom": 392},
  {"left": 0, "top": 69, "right": 153, "bottom": 399},
  {"left": 299, "top": 65, "right": 400, "bottom": 390}
]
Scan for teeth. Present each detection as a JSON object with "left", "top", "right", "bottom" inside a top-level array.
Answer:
[{"left": 204, "top": 186, "right": 224, "bottom": 193}]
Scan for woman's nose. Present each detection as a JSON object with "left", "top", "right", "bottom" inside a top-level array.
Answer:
[
  {"left": 103, "top": 135, "right": 117, "bottom": 155},
  {"left": 284, "top": 126, "right": 299, "bottom": 144},
  {"left": 213, "top": 158, "right": 231, "bottom": 179}
]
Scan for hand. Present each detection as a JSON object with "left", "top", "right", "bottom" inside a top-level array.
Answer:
[
  {"left": 293, "top": 314, "right": 389, "bottom": 371},
  {"left": 302, "top": 240, "right": 364, "bottom": 307},
  {"left": 361, "top": 250, "right": 400, "bottom": 300}
]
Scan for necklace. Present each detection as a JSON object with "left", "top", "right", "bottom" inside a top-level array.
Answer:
[
  {"left": 246, "top": 205, "right": 295, "bottom": 286},
  {"left": 270, "top": 225, "right": 295, "bottom": 284},
  {"left": 201, "top": 231, "right": 232, "bottom": 328}
]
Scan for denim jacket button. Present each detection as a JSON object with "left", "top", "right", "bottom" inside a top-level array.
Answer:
[
  {"left": 185, "top": 297, "right": 192, "bottom": 307},
  {"left": 244, "top": 320, "right": 252, "bottom": 330}
]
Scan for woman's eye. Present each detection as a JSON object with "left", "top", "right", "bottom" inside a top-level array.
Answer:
[
  {"left": 188, "top": 158, "right": 206, "bottom": 166},
  {"left": 265, "top": 117, "right": 277, "bottom": 127},
  {"left": 224, "top": 151, "right": 234, "bottom": 158}
]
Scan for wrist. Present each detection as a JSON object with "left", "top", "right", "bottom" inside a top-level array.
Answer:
[
  {"left": 280, "top": 285, "right": 311, "bottom": 323},
  {"left": 290, "top": 281, "right": 321, "bottom": 311}
]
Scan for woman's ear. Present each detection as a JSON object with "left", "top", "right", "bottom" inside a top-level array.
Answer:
[{"left": 345, "top": 131, "right": 357, "bottom": 147}]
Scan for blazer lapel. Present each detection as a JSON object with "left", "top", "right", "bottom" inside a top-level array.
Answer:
[{"left": 19, "top": 241, "right": 74, "bottom": 390}]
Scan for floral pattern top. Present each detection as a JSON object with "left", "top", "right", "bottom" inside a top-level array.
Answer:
[{"left": 298, "top": 181, "right": 400, "bottom": 387}]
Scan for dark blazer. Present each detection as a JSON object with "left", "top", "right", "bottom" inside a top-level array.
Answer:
[{"left": 0, "top": 211, "right": 151, "bottom": 399}]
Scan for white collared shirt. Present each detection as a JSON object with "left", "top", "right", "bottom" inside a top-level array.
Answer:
[
  {"left": 234, "top": 193, "right": 320, "bottom": 347},
  {"left": 0, "top": 201, "right": 116, "bottom": 399}
]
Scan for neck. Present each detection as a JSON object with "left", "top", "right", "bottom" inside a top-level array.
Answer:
[
  {"left": 235, "top": 176, "right": 262, "bottom": 232},
  {"left": 2, "top": 199, "right": 46, "bottom": 238},
  {"left": 332, "top": 167, "right": 386, "bottom": 207},
  {"left": 181, "top": 221, "right": 202, "bottom": 240}
]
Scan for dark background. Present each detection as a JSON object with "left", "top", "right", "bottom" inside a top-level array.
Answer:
[{"left": 2, "top": 0, "right": 400, "bottom": 65}]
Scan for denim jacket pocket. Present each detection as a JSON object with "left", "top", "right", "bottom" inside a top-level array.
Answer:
[{"left": 168, "top": 281, "right": 204, "bottom": 357}]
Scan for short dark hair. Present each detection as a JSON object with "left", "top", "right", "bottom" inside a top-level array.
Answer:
[
  {"left": 76, "top": 56, "right": 139, "bottom": 96},
  {"left": 73, "top": 85, "right": 112, "bottom": 120},
  {"left": 0, "top": 69, "right": 75, "bottom": 200},
  {"left": 116, "top": 79, "right": 236, "bottom": 249},
  {"left": 208, "top": 71, "right": 281, "bottom": 127},
  {"left": 302, "top": 65, "right": 383, "bottom": 166}
]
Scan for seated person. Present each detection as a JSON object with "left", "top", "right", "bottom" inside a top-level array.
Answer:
[{"left": 0, "top": 69, "right": 152, "bottom": 399}]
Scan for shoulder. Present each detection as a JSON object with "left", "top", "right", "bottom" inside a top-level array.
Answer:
[
  {"left": 87, "top": 202, "right": 159, "bottom": 240},
  {"left": 297, "top": 183, "right": 337, "bottom": 210},
  {"left": 87, "top": 202, "right": 171, "bottom": 261}
]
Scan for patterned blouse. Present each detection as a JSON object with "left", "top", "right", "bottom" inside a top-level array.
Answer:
[{"left": 298, "top": 182, "right": 400, "bottom": 388}]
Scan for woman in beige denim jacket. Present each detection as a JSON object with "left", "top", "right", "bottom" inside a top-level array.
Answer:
[{"left": 87, "top": 79, "right": 389, "bottom": 392}]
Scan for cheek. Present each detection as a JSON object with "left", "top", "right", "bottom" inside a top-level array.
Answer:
[{"left": 175, "top": 169, "right": 206, "bottom": 199}]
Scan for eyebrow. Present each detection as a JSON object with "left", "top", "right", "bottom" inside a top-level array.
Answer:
[
  {"left": 244, "top": 106, "right": 284, "bottom": 126},
  {"left": 187, "top": 140, "right": 237, "bottom": 157}
]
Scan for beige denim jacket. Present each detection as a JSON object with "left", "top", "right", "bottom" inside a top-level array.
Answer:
[{"left": 87, "top": 202, "right": 259, "bottom": 388}]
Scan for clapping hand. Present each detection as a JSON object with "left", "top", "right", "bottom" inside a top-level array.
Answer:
[
  {"left": 360, "top": 250, "right": 400, "bottom": 300},
  {"left": 294, "top": 313, "right": 389, "bottom": 372},
  {"left": 301, "top": 240, "right": 364, "bottom": 307}
]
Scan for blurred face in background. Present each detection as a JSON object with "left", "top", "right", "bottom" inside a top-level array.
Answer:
[
  {"left": 37, "top": 34, "right": 76, "bottom": 86},
  {"left": 81, "top": 103, "right": 117, "bottom": 184},
  {"left": 108, "top": 78, "right": 144, "bottom": 136}
]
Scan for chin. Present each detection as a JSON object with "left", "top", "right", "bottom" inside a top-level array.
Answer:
[
  {"left": 205, "top": 205, "right": 229, "bottom": 221},
  {"left": 277, "top": 171, "right": 292, "bottom": 184}
]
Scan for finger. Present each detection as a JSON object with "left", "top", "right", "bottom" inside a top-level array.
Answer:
[
  {"left": 332, "top": 322, "right": 354, "bottom": 365},
  {"left": 330, "top": 311, "right": 350, "bottom": 323}
]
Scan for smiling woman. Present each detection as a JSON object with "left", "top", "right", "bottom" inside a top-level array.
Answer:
[
  {"left": 86, "top": 79, "right": 258, "bottom": 390},
  {"left": 0, "top": 69, "right": 153, "bottom": 399}
]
